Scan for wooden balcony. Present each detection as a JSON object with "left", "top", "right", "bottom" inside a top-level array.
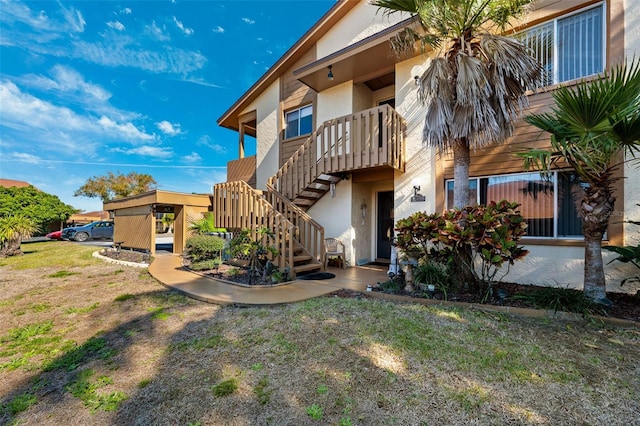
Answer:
[
  {"left": 227, "top": 155, "right": 257, "bottom": 188},
  {"left": 268, "top": 104, "right": 406, "bottom": 209}
]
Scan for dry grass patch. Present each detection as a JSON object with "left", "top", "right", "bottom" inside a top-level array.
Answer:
[{"left": 1, "top": 242, "right": 639, "bottom": 425}]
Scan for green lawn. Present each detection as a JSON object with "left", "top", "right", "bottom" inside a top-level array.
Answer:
[{"left": 1, "top": 241, "right": 638, "bottom": 425}]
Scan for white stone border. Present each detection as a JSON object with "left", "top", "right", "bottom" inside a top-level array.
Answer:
[{"left": 93, "top": 250, "right": 149, "bottom": 268}]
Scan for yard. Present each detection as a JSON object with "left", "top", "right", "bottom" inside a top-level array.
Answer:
[{"left": 1, "top": 242, "right": 639, "bottom": 425}]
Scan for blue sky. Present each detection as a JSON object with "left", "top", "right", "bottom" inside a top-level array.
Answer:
[{"left": 0, "top": 0, "right": 335, "bottom": 212}]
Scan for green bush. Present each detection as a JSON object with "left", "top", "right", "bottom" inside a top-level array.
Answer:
[
  {"left": 395, "top": 200, "right": 529, "bottom": 299},
  {"left": 185, "top": 235, "right": 224, "bottom": 262},
  {"left": 512, "top": 286, "right": 600, "bottom": 316},
  {"left": 190, "top": 259, "right": 222, "bottom": 271},
  {"left": 414, "top": 260, "right": 453, "bottom": 299}
]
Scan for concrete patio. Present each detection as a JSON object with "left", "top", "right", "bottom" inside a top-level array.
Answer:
[{"left": 148, "top": 253, "right": 390, "bottom": 305}]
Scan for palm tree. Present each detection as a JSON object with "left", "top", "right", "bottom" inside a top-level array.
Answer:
[
  {"left": 373, "top": 0, "right": 542, "bottom": 208},
  {"left": 518, "top": 60, "right": 640, "bottom": 302},
  {"left": 0, "top": 215, "right": 39, "bottom": 257}
]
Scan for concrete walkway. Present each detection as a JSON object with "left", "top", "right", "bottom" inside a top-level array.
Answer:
[{"left": 149, "top": 254, "right": 389, "bottom": 305}]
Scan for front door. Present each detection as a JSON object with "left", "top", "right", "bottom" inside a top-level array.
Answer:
[{"left": 377, "top": 191, "right": 394, "bottom": 260}]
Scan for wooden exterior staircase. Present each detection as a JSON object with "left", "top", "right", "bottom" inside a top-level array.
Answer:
[
  {"left": 213, "top": 104, "right": 406, "bottom": 276},
  {"left": 267, "top": 104, "right": 405, "bottom": 211}
]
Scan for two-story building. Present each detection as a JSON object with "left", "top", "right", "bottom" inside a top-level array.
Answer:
[{"left": 212, "top": 0, "right": 639, "bottom": 287}]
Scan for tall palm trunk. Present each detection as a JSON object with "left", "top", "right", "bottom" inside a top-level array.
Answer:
[
  {"left": 451, "top": 138, "right": 476, "bottom": 290},
  {"left": 581, "top": 186, "right": 615, "bottom": 302},
  {"left": 452, "top": 139, "right": 470, "bottom": 209}
]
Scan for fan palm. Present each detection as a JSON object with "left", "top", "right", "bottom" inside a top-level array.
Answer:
[
  {"left": 517, "top": 59, "right": 640, "bottom": 302},
  {"left": 373, "top": 0, "right": 542, "bottom": 208},
  {"left": 0, "top": 215, "right": 39, "bottom": 257}
]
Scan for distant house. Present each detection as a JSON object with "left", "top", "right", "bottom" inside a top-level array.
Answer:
[
  {"left": 67, "top": 211, "right": 110, "bottom": 226},
  {"left": 0, "top": 178, "right": 32, "bottom": 189},
  {"left": 212, "top": 0, "right": 639, "bottom": 285}
]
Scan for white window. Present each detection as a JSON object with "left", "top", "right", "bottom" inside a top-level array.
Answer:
[
  {"left": 446, "top": 171, "right": 587, "bottom": 239},
  {"left": 285, "top": 105, "right": 312, "bottom": 139},
  {"left": 518, "top": 3, "right": 605, "bottom": 87}
]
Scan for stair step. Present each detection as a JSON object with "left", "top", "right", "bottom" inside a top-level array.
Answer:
[
  {"left": 293, "top": 255, "right": 312, "bottom": 263},
  {"left": 293, "top": 262, "right": 322, "bottom": 274}
]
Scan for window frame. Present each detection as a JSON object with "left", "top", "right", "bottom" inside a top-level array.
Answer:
[
  {"left": 445, "top": 170, "right": 587, "bottom": 240},
  {"left": 284, "top": 104, "right": 313, "bottom": 140},
  {"left": 517, "top": 2, "right": 606, "bottom": 88}
]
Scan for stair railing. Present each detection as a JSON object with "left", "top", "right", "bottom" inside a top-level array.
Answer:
[
  {"left": 213, "top": 180, "right": 295, "bottom": 272},
  {"left": 264, "top": 183, "right": 325, "bottom": 265},
  {"left": 267, "top": 104, "right": 405, "bottom": 204}
]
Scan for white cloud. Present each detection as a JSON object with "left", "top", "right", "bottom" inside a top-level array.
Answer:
[
  {"left": 212, "top": 26, "right": 224, "bottom": 34},
  {"left": 111, "top": 145, "right": 173, "bottom": 158},
  {"left": 2, "top": 80, "right": 152, "bottom": 151},
  {"left": 156, "top": 120, "right": 181, "bottom": 135},
  {"left": 196, "top": 135, "right": 226, "bottom": 154},
  {"left": 4, "top": 152, "right": 42, "bottom": 164},
  {"left": 242, "top": 17, "right": 255, "bottom": 24},
  {"left": 145, "top": 20, "right": 169, "bottom": 41},
  {"left": 98, "top": 116, "right": 154, "bottom": 141},
  {"left": 0, "top": 0, "right": 84, "bottom": 35},
  {"left": 183, "top": 152, "right": 202, "bottom": 163},
  {"left": 71, "top": 39, "right": 207, "bottom": 74},
  {"left": 59, "top": 2, "right": 85, "bottom": 33},
  {"left": 0, "top": 3, "right": 206, "bottom": 76},
  {"left": 21, "top": 65, "right": 112, "bottom": 103},
  {"left": 173, "top": 16, "right": 193, "bottom": 35},
  {"left": 121, "top": 7, "right": 132, "bottom": 15},
  {"left": 107, "top": 20, "right": 125, "bottom": 31}
]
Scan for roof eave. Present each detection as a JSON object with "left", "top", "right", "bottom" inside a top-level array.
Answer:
[{"left": 216, "top": 0, "right": 359, "bottom": 132}]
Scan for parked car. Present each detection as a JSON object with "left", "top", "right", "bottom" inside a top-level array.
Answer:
[
  {"left": 61, "top": 221, "right": 114, "bottom": 242},
  {"left": 45, "top": 230, "right": 63, "bottom": 240}
]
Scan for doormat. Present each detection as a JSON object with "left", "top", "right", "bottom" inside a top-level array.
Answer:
[{"left": 297, "top": 272, "right": 336, "bottom": 280}]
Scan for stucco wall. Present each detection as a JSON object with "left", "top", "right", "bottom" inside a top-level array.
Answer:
[
  {"left": 352, "top": 83, "right": 373, "bottom": 114},
  {"left": 316, "top": 0, "right": 405, "bottom": 59},
  {"left": 624, "top": 0, "right": 640, "bottom": 246},
  {"left": 307, "top": 179, "right": 354, "bottom": 264},
  {"left": 394, "top": 56, "right": 437, "bottom": 222},
  {"left": 317, "top": 81, "right": 353, "bottom": 125},
  {"left": 351, "top": 181, "right": 373, "bottom": 265},
  {"left": 245, "top": 80, "right": 280, "bottom": 189}
]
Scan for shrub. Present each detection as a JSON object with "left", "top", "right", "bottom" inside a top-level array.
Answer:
[
  {"left": 395, "top": 200, "right": 529, "bottom": 299},
  {"left": 512, "top": 286, "right": 600, "bottom": 316},
  {"left": 229, "top": 228, "right": 278, "bottom": 285},
  {"left": 414, "top": 260, "right": 453, "bottom": 299},
  {"left": 190, "top": 258, "right": 222, "bottom": 271},
  {"left": 185, "top": 235, "right": 224, "bottom": 263}
]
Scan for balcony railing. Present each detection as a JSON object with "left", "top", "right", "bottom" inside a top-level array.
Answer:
[
  {"left": 268, "top": 104, "right": 405, "bottom": 202},
  {"left": 227, "top": 155, "right": 257, "bottom": 187}
]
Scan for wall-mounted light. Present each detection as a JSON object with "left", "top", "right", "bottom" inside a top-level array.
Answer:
[
  {"left": 327, "top": 65, "right": 334, "bottom": 81},
  {"left": 360, "top": 201, "right": 367, "bottom": 225},
  {"left": 411, "top": 64, "right": 424, "bottom": 87},
  {"left": 411, "top": 185, "right": 425, "bottom": 202}
]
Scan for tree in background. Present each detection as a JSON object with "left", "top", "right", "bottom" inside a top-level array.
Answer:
[
  {"left": 74, "top": 172, "right": 157, "bottom": 202},
  {"left": 373, "top": 0, "right": 541, "bottom": 208},
  {"left": 518, "top": 60, "right": 640, "bottom": 303},
  {"left": 0, "top": 186, "right": 76, "bottom": 232},
  {"left": 161, "top": 213, "right": 175, "bottom": 233}
]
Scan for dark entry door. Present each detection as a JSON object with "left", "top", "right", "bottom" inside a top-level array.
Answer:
[{"left": 377, "top": 191, "right": 394, "bottom": 260}]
